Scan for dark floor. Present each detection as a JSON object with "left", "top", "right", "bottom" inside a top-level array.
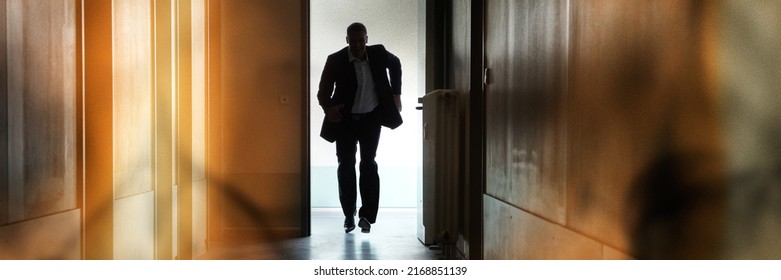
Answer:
[{"left": 199, "top": 208, "right": 440, "bottom": 260}]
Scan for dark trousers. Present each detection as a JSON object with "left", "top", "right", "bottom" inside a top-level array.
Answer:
[{"left": 336, "top": 111, "right": 381, "bottom": 223}]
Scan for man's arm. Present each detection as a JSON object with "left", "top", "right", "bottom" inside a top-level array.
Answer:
[
  {"left": 387, "top": 51, "right": 402, "bottom": 111},
  {"left": 318, "top": 55, "right": 344, "bottom": 122},
  {"left": 393, "top": 95, "right": 402, "bottom": 112},
  {"left": 317, "top": 55, "right": 337, "bottom": 111}
]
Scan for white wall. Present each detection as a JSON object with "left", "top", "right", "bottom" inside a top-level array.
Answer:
[{"left": 310, "top": 0, "right": 422, "bottom": 208}]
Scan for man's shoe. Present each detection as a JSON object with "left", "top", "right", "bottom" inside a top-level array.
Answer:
[
  {"left": 358, "top": 217, "right": 371, "bottom": 233},
  {"left": 344, "top": 216, "right": 356, "bottom": 233}
]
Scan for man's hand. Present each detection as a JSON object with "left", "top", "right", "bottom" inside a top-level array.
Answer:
[
  {"left": 326, "top": 104, "right": 345, "bottom": 122},
  {"left": 394, "top": 95, "right": 402, "bottom": 112}
]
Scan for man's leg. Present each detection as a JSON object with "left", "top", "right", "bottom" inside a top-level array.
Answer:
[
  {"left": 336, "top": 123, "right": 358, "bottom": 231},
  {"left": 357, "top": 117, "right": 382, "bottom": 226}
]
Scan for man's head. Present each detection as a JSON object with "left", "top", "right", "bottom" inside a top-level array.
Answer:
[{"left": 346, "top": 22, "right": 368, "bottom": 59}]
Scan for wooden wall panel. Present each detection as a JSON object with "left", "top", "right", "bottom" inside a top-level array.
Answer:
[
  {"left": 192, "top": 0, "right": 207, "bottom": 183},
  {"left": 83, "top": 0, "right": 115, "bottom": 260},
  {"left": 192, "top": 179, "right": 207, "bottom": 256},
  {"left": 484, "top": 0, "right": 568, "bottom": 224},
  {"left": 113, "top": 192, "right": 154, "bottom": 259},
  {"left": 191, "top": 0, "right": 208, "bottom": 257},
  {"left": 206, "top": 0, "right": 223, "bottom": 245},
  {"left": 481, "top": 0, "right": 725, "bottom": 259},
  {"left": 483, "top": 195, "right": 602, "bottom": 259},
  {"left": 447, "top": 0, "right": 470, "bottom": 92},
  {"left": 113, "top": 0, "right": 153, "bottom": 199},
  {"left": 0, "top": 209, "right": 80, "bottom": 259},
  {"left": 176, "top": 0, "right": 194, "bottom": 260},
  {"left": 483, "top": 0, "right": 511, "bottom": 213},
  {"left": 446, "top": 0, "right": 472, "bottom": 259},
  {"left": 217, "top": 0, "right": 303, "bottom": 235},
  {"left": 6, "top": 0, "right": 77, "bottom": 222},
  {"left": 109, "top": 0, "right": 157, "bottom": 259},
  {"left": 221, "top": 0, "right": 302, "bottom": 174},
  {"left": 154, "top": 0, "right": 174, "bottom": 260}
]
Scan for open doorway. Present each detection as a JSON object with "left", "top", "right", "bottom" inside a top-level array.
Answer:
[{"left": 309, "top": 0, "right": 425, "bottom": 237}]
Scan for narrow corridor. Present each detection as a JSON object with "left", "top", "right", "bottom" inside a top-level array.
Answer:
[{"left": 3, "top": 0, "right": 781, "bottom": 261}]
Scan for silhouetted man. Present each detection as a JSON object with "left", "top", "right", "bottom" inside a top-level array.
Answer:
[{"left": 317, "top": 22, "right": 403, "bottom": 233}]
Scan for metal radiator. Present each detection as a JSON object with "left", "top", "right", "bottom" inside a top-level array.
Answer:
[{"left": 417, "top": 89, "right": 465, "bottom": 251}]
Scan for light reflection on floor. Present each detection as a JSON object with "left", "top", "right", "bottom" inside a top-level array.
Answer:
[{"left": 199, "top": 208, "right": 439, "bottom": 260}]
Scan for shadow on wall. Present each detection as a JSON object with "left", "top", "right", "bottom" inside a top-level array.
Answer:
[
  {"left": 630, "top": 150, "right": 726, "bottom": 259},
  {"left": 629, "top": 0, "right": 781, "bottom": 260},
  {"left": 208, "top": 179, "right": 303, "bottom": 259},
  {"left": 219, "top": 180, "right": 297, "bottom": 243}
]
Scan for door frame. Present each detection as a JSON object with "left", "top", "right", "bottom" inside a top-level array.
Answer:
[
  {"left": 468, "top": 0, "right": 485, "bottom": 260},
  {"left": 300, "top": 0, "right": 311, "bottom": 237},
  {"left": 301, "top": 0, "right": 428, "bottom": 238}
]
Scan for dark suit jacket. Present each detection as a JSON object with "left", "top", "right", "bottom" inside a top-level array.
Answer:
[{"left": 317, "top": 44, "right": 403, "bottom": 142}]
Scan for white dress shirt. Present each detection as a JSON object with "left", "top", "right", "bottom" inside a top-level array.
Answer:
[{"left": 348, "top": 48, "right": 378, "bottom": 114}]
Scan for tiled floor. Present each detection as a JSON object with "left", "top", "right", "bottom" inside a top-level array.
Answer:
[{"left": 199, "top": 208, "right": 440, "bottom": 260}]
